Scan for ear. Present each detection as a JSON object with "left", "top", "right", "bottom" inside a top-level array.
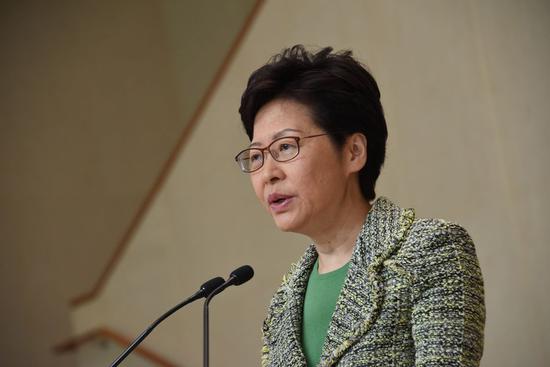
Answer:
[{"left": 344, "top": 133, "right": 367, "bottom": 174}]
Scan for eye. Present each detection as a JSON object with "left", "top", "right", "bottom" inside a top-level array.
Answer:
[
  {"left": 279, "top": 143, "right": 291, "bottom": 152},
  {"left": 250, "top": 152, "right": 262, "bottom": 162},
  {"left": 277, "top": 139, "right": 298, "bottom": 152}
]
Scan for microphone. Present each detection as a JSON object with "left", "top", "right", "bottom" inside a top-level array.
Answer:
[
  {"left": 109, "top": 276, "right": 225, "bottom": 367},
  {"left": 203, "top": 265, "right": 254, "bottom": 367},
  {"left": 196, "top": 277, "right": 227, "bottom": 298},
  {"left": 208, "top": 265, "right": 254, "bottom": 298}
]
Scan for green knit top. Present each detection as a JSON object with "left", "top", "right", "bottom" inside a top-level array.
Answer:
[{"left": 302, "top": 259, "right": 350, "bottom": 366}]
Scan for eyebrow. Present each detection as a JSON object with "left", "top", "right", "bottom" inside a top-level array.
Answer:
[{"left": 249, "top": 128, "right": 304, "bottom": 148}]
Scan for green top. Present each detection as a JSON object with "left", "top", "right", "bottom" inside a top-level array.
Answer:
[{"left": 302, "top": 259, "right": 350, "bottom": 366}]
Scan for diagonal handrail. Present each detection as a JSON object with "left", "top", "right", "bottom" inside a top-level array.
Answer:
[
  {"left": 54, "top": 326, "right": 179, "bottom": 367},
  {"left": 70, "top": 0, "right": 265, "bottom": 307}
]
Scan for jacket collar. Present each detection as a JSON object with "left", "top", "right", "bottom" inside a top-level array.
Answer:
[{"left": 282, "top": 196, "right": 416, "bottom": 366}]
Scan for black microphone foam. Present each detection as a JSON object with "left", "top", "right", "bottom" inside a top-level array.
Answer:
[
  {"left": 229, "top": 265, "right": 254, "bottom": 286},
  {"left": 200, "top": 277, "right": 225, "bottom": 297}
]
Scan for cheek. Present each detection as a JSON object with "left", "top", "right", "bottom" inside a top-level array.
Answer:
[
  {"left": 250, "top": 176, "right": 265, "bottom": 205},
  {"left": 300, "top": 157, "right": 333, "bottom": 186},
  {"left": 299, "top": 162, "right": 345, "bottom": 203},
  {"left": 294, "top": 170, "right": 324, "bottom": 206}
]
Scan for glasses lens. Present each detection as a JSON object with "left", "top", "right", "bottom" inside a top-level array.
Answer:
[
  {"left": 237, "top": 149, "right": 263, "bottom": 172},
  {"left": 270, "top": 137, "right": 299, "bottom": 162}
]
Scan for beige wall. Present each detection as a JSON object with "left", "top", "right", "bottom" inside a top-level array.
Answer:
[
  {"left": 3, "top": 0, "right": 548, "bottom": 366},
  {"left": 0, "top": 0, "right": 256, "bottom": 366},
  {"left": 72, "top": 0, "right": 550, "bottom": 366}
]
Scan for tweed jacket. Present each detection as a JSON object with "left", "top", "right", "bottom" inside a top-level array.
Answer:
[{"left": 261, "top": 196, "right": 485, "bottom": 367}]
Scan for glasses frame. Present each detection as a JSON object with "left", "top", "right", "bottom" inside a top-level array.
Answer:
[{"left": 234, "top": 133, "right": 329, "bottom": 173}]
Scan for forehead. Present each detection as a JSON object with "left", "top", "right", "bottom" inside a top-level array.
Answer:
[{"left": 251, "top": 99, "right": 316, "bottom": 143}]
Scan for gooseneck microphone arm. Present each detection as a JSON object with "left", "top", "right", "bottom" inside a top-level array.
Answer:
[
  {"left": 109, "top": 276, "right": 225, "bottom": 367},
  {"left": 203, "top": 265, "right": 254, "bottom": 367}
]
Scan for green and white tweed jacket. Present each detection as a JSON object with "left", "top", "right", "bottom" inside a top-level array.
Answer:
[{"left": 261, "top": 196, "right": 485, "bottom": 367}]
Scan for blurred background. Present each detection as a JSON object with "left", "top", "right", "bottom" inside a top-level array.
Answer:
[{"left": 1, "top": 0, "right": 549, "bottom": 366}]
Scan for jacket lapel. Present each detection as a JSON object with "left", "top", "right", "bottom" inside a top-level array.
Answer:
[
  {"left": 276, "top": 245, "right": 317, "bottom": 366},
  {"left": 319, "top": 197, "right": 416, "bottom": 366}
]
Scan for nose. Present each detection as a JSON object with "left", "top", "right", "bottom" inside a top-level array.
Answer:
[{"left": 261, "top": 150, "right": 284, "bottom": 184}]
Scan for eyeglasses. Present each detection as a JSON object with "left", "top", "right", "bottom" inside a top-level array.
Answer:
[{"left": 234, "top": 133, "right": 329, "bottom": 173}]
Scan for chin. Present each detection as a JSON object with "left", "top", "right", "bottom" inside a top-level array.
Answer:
[
  {"left": 272, "top": 214, "right": 304, "bottom": 233},
  {"left": 274, "top": 223, "right": 294, "bottom": 232}
]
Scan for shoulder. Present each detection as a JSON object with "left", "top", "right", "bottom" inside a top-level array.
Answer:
[
  {"left": 395, "top": 219, "right": 485, "bottom": 365},
  {"left": 397, "top": 217, "right": 481, "bottom": 279},
  {"left": 403, "top": 217, "right": 475, "bottom": 255}
]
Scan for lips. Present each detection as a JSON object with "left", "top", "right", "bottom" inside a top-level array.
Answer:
[{"left": 267, "top": 193, "right": 294, "bottom": 213}]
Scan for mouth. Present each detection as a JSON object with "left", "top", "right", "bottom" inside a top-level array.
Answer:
[{"left": 267, "top": 193, "right": 294, "bottom": 212}]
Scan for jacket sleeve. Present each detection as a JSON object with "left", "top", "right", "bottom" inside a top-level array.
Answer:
[{"left": 410, "top": 222, "right": 485, "bottom": 367}]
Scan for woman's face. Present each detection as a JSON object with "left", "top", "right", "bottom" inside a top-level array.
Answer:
[{"left": 250, "top": 99, "right": 352, "bottom": 236}]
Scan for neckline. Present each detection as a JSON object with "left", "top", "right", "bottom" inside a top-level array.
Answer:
[{"left": 313, "top": 258, "right": 350, "bottom": 278}]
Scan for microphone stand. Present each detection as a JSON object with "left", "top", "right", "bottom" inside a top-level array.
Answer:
[
  {"left": 203, "top": 276, "right": 236, "bottom": 367},
  {"left": 203, "top": 296, "right": 211, "bottom": 367},
  {"left": 110, "top": 294, "right": 201, "bottom": 367},
  {"left": 109, "top": 276, "right": 224, "bottom": 367},
  {"left": 201, "top": 265, "right": 253, "bottom": 367}
]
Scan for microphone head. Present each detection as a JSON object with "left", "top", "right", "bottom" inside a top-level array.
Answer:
[
  {"left": 200, "top": 276, "right": 225, "bottom": 297},
  {"left": 229, "top": 265, "right": 254, "bottom": 286}
]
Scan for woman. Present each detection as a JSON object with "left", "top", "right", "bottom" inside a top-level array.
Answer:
[{"left": 234, "top": 45, "right": 485, "bottom": 367}]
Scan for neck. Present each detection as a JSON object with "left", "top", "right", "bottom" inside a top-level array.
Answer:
[{"left": 310, "top": 193, "right": 372, "bottom": 274}]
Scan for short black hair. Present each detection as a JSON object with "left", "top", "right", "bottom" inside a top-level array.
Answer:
[{"left": 239, "top": 45, "right": 388, "bottom": 201}]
